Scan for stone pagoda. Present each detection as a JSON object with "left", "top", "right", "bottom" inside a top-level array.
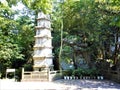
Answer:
[{"left": 33, "top": 12, "right": 53, "bottom": 71}]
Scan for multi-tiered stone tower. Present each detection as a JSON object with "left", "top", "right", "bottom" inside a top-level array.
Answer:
[{"left": 33, "top": 12, "right": 53, "bottom": 71}]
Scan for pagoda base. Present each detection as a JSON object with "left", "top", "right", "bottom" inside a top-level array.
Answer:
[
  {"left": 33, "top": 66, "right": 47, "bottom": 72},
  {"left": 33, "top": 65, "right": 54, "bottom": 71}
]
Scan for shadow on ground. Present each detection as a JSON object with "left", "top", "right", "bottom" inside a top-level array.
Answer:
[{"left": 53, "top": 79, "right": 120, "bottom": 89}]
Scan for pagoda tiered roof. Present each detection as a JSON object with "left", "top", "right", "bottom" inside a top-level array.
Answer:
[
  {"left": 37, "top": 18, "right": 50, "bottom": 21},
  {"left": 33, "top": 55, "right": 53, "bottom": 60},
  {"left": 35, "top": 26, "right": 52, "bottom": 30},
  {"left": 34, "top": 35, "right": 53, "bottom": 39},
  {"left": 33, "top": 45, "right": 53, "bottom": 49}
]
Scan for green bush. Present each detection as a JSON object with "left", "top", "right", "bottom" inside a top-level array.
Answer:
[
  {"left": 62, "top": 69, "right": 73, "bottom": 76},
  {"left": 74, "top": 68, "right": 99, "bottom": 77},
  {"left": 90, "top": 68, "right": 99, "bottom": 76},
  {"left": 72, "top": 68, "right": 83, "bottom": 76},
  {"left": 67, "top": 69, "right": 73, "bottom": 76},
  {"left": 62, "top": 68, "right": 100, "bottom": 77},
  {"left": 62, "top": 70, "right": 68, "bottom": 76}
]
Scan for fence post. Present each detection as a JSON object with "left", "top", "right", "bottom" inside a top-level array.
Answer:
[
  {"left": 107, "top": 68, "right": 110, "bottom": 79},
  {"left": 117, "top": 68, "right": 120, "bottom": 82},
  {"left": 48, "top": 68, "right": 50, "bottom": 81},
  {"left": 22, "top": 68, "right": 24, "bottom": 80}
]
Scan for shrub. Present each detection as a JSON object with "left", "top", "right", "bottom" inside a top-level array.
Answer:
[
  {"left": 62, "top": 69, "right": 73, "bottom": 76},
  {"left": 73, "top": 68, "right": 83, "bottom": 76},
  {"left": 73, "top": 68, "right": 100, "bottom": 77},
  {"left": 62, "top": 68, "right": 100, "bottom": 77},
  {"left": 90, "top": 68, "right": 99, "bottom": 76}
]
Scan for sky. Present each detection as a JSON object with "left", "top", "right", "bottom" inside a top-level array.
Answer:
[
  {"left": 0, "top": 0, "right": 25, "bottom": 19},
  {"left": 12, "top": 2, "right": 25, "bottom": 20},
  {"left": 12, "top": 2, "right": 25, "bottom": 11}
]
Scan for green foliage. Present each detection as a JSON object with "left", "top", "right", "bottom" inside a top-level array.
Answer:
[
  {"left": 63, "top": 68, "right": 99, "bottom": 77},
  {"left": 24, "top": 63, "right": 33, "bottom": 71},
  {"left": 61, "top": 45, "right": 73, "bottom": 62},
  {"left": 52, "top": 0, "right": 120, "bottom": 69},
  {"left": 0, "top": 41, "right": 24, "bottom": 76},
  {"left": 0, "top": 0, "right": 35, "bottom": 78},
  {"left": 72, "top": 68, "right": 83, "bottom": 76},
  {"left": 22, "top": 0, "right": 52, "bottom": 13},
  {"left": 15, "top": 67, "right": 22, "bottom": 81},
  {"left": 63, "top": 69, "right": 73, "bottom": 76}
]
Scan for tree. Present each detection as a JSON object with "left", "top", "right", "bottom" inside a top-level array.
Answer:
[
  {"left": 96, "top": 0, "right": 120, "bottom": 67},
  {"left": 22, "top": 0, "right": 52, "bottom": 14},
  {"left": 52, "top": 0, "right": 120, "bottom": 69},
  {"left": 52, "top": 0, "right": 101, "bottom": 68},
  {"left": 0, "top": 1, "right": 24, "bottom": 77}
]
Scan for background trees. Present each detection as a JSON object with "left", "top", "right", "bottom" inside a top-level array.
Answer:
[
  {"left": 0, "top": 0, "right": 24, "bottom": 77},
  {"left": 52, "top": 0, "right": 120, "bottom": 70}
]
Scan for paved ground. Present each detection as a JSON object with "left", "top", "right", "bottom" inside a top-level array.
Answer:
[
  {"left": 0, "top": 79, "right": 120, "bottom": 90},
  {"left": 54, "top": 79, "right": 120, "bottom": 90}
]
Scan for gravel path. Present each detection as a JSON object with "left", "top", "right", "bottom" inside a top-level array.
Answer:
[{"left": 0, "top": 79, "right": 120, "bottom": 90}]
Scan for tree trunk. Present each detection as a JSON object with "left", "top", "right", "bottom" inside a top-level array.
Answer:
[
  {"left": 72, "top": 50, "right": 77, "bottom": 69},
  {"left": 113, "top": 28, "right": 119, "bottom": 65},
  {"left": 58, "top": 19, "right": 63, "bottom": 71}
]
